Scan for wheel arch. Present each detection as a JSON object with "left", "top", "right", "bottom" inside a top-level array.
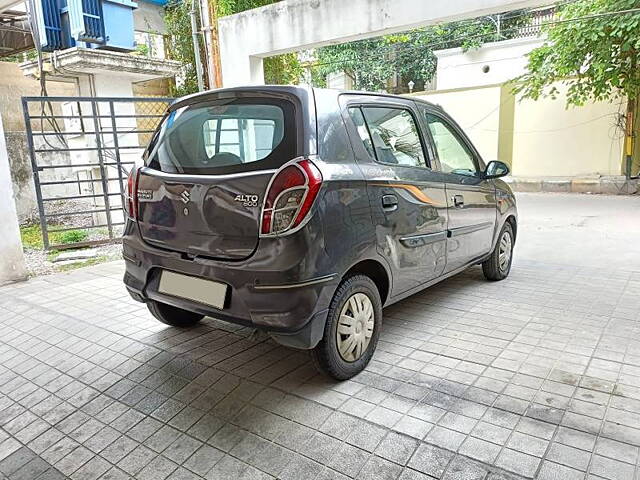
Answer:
[
  {"left": 342, "top": 259, "right": 391, "bottom": 305},
  {"left": 505, "top": 214, "right": 517, "bottom": 241}
]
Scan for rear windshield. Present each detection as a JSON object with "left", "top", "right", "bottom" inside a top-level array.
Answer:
[{"left": 146, "top": 97, "right": 297, "bottom": 175}]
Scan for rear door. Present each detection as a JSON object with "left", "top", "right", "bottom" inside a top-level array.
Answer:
[
  {"left": 342, "top": 95, "right": 448, "bottom": 297},
  {"left": 419, "top": 108, "right": 497, "bottom": 271},
  {"left": 136, "top": 94, "right": 302, "bottom": 260}
]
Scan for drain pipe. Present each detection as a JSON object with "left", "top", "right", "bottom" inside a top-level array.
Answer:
[{"left": 190, "top": 0, "right": 205, "bottom": 92}]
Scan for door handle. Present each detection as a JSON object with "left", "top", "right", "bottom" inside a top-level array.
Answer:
[
  {"left": 381, "top": 194, "right": 398, "bottom": 211},
  {"left": 452, "top": 194, "right": 464, "bottom": 208}
]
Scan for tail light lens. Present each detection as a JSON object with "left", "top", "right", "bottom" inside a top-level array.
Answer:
[
  {"left": 261, "top": 159, "right": 323, "bottom": 235},
  {"left": 124, "top": 166, "right": 140, "bottom": 221}
]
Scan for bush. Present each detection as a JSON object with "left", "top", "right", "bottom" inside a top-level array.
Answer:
[{"left": 58, "top": 230, "right": 89, "bottom": 244}]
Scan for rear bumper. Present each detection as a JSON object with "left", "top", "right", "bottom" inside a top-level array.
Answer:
[{"left": 122, "top": 227, "right": 337, "bottom": 349}]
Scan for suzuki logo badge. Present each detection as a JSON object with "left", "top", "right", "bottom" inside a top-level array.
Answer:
[{"left": 180, "top": 190, "right": 190, "bottom": 204}]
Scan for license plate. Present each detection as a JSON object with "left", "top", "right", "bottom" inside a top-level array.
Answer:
[{"left": 158, "top": 271, "right": 228, "bottom": 309}]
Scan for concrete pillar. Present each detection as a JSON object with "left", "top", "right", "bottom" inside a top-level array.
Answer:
[{"left": 0, "top": 115, "right": 27, "bottom": 285}]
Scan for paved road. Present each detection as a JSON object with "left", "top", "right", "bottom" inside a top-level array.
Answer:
[
  {"left": 0, "top": 193, "right": 638, "bottom": 480},
  {"left": 515, "top": 193, "right": 640, "bottom": 269}
]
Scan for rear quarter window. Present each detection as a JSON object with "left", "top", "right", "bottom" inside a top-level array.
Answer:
[{"left": 147, "top": 98, "right": 297, "bottom": 175}]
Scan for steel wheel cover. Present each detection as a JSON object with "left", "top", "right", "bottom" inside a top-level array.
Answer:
[
  {"left": 498, "top": 230, "right": 513, "bottom": 272},
  {"left": 336, "top": 292, "right": 375, "bottom": 362}
]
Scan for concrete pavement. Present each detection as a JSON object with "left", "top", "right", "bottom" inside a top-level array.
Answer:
[{"left": 0, "top": 193, "right": 638, "bottom": 480}]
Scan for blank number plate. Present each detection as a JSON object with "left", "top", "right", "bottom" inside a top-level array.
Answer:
[{"left": 158, "top": 270, "right": 228, "bottom": 309}]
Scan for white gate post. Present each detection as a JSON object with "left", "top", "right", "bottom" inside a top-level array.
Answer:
[{"left": 0, "top": 115, "right": 28, "bottom": 285}]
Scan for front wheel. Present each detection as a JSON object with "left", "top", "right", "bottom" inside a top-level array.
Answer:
[
  {"left": 310, "top": 275, "right": 382, "bottom": 380},
  {"left": 482, "top": 222, "right": 514, "bottom": 281},
  {"left": 147, "top": 300, "right": 204, "bottom": 327}
]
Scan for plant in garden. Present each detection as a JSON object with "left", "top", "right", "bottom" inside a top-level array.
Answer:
[{"left": 513, "top": 0, "right": 640, "bottom": 174}]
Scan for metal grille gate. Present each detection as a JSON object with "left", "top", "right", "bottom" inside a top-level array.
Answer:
[{"left": 22, "top": 96, "right": 173, "bottom": 250}]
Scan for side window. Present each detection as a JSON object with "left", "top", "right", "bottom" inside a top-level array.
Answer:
[
  {"left": 362, "top": 107, "right": 427, "bottom": 168},
  {"left": 425, "top": 113, "right": 477, "bottom": 175},
  {"left": 349, "top": 106, "right": 427, "bottom": 168},
  {"left": 348, "top": 107, "right": 376, "bottom": 159}
]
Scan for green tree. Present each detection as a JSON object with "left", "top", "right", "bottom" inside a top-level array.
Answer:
[
  {"left": 312, "top": 13, "right": 530, "bottom": 93},
  {"left": 513, "top": 0, "right": 640, "bottom": 175},
  {"left": 165, "top": 0, "right": 202, "bottom": 96}
]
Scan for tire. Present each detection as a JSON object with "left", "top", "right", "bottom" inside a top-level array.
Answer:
[
  {"left": 482, "top": 222, "right": 514, "bottom": 281},
  {"left": 310, "top": 275, "right": 382, "bottom": 380},
  {"left": 147, "top": 300, "right": 204, "bottom": 327}
]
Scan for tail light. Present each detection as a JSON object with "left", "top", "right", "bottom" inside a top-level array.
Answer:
[
  {"left": 261, "top": 159, "right": 323, "bottom": 235},
  {"left": 124, "top": 166, "right": 140, "bottom": 221}
]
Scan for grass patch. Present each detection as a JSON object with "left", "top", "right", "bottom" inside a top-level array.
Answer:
[{"left": 20, "top": 224, "right": 89, "bottom": 250}]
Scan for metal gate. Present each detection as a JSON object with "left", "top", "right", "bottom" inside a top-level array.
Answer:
[{"left": 22, "top": 95, "right": 173, "bottom": 250}]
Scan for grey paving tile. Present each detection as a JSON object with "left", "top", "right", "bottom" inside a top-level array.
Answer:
[
  {"left": 407, "top": 443, "right": 454, "bottom": 478},
  {"left": 546, "top": 442, "right": 592, "bottom": 471},
  {"left": 183, "top": 445, "right": 224, "bottom": 476},
  {"left": 495, "top": 448, "right": 541, "bottom": 478},
  {"left": 537, "top": 460, "right": 585, "bottom": 480},
  {"left": 278, "top": 454, "right": 323, "bottom": 480},
  {"left": 458, "top": 437, "right": 501, "bottom": 464},
  {"left": 357, "top": 455, "right": 403, "bottom": 480},
  {"left": 376, "top": 432, "right": 418, "bottom": 466},
  {"left": 442, "top": 455, "right": 490, "bottom": 480}
]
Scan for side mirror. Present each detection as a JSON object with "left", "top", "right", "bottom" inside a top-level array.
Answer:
[{"left": 483, "top": 160, "right": 510, "bottom": 179}]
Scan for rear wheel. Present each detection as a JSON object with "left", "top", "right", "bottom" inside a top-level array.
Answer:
[
  {"left": 147, "top": 300, "right": 204, "bottom": 327},
  {"left": 311, "top": 275, "right": 382, "bottom": 380},
  {"left": 482, "top": 222, "right": 514, "bottom": 281}
]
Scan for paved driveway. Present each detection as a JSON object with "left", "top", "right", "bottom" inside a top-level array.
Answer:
[{"left": 0, "top": 193, "right": 639, "bottom": 480}]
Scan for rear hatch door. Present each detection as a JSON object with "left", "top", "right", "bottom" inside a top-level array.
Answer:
[{"left": 136, "top": 92, "right": 301, "bottom": 260}]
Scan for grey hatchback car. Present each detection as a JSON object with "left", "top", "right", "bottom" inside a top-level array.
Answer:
[{"left": 122, "top": 86, "right": 517, "bottom": 380}]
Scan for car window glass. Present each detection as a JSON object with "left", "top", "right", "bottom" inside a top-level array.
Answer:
[
  {"left": 425, "top": 113, "right": 477, "bottom": 175},
  {"left": 360, "top": 107, "right": 427, "bottom": 168},
  {"left": 348, "top": 107, "right": 376, "bottom": 159},
  {"left": 148, "top": 100, "right": 293, "bottom": 175}
]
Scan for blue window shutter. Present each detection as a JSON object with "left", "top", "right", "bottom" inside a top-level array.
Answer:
[
  {"left": 34, "top": 0, "right": 63, "bottom": 50},
  {"left": 67, "top": 0, "right": 85, "bottom": 38},
  {"left": 68, "top": 0, "right": 105, "bottom": 43}
]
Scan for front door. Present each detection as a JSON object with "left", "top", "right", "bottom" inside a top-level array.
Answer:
[
  {"left": 342, "top": 96, "right": 448, "bottom": 297},
  {"left": 421, "top": 109, "right": 497, "bottom": 272}
]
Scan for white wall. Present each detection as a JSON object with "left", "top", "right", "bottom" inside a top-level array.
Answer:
[
  {"left": 434, "top": 37, "right": 543, "bottom": 90},
  {"left": 512, "top": 86, "right": 624, "bottom": 177},
  {"left": 0, "top": 115, "right": 27, "bottom": 284}
]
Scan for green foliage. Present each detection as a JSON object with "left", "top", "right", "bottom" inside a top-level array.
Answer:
[
  {"left": 514, "top": 0, "right": 640, "bottom": 106},
  {"left": 58, "top": 230, "right": 89, "bottom": 244},
  {"left": 264, "top": 53, "right": 303, "bottom": 85},
  {"left": 2, "top": 49, "right": 38, "bottom": 63},
  {"left": 165, "top": 0, "right": 202, "bottom": 97},
  {"left": 133, "top": 43, "right": 150, "bottom": 57},
  {"left": 20, "top": 224, "right": 89, "bottom": 250},
  {"left": 217, "top": 0, "right": 277, "bottom": 16},
  {"left": 312, "top": 13, "right": 530, "bottom": 93}
]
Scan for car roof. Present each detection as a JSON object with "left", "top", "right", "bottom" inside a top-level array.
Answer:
[
  {"left": 313, "top": 87, "right": 442, "bottom": 110},
  {"left": 173, "top": 85, "right": 443, "bottom": 112}
]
